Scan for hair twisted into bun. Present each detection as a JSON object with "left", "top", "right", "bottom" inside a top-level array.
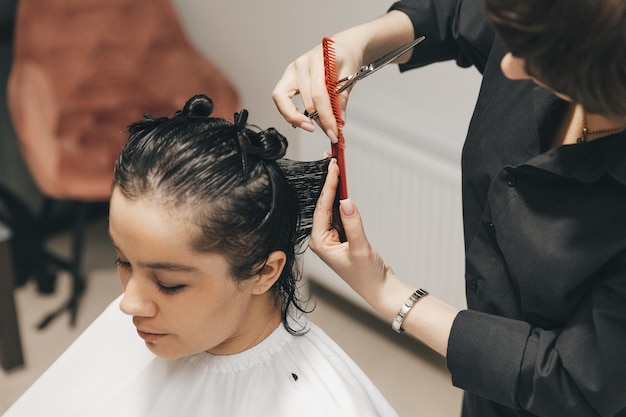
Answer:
[
  {"left": 234, "top": 107, "right": 288, "bottom": 163},
  {"left": 181, "top": 94, "right": 214, "bottom": 118},
  {"left": 240, "top": 127, "right": 288, "bottom": 162}
]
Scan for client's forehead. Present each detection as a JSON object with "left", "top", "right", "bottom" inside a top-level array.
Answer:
[{"left": 110, "top": 188, "right": 197, "bottom": 246}]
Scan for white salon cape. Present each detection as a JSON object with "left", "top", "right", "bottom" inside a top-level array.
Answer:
[{"left": 4, "top": 296, "right": 398, "bottom": 416}]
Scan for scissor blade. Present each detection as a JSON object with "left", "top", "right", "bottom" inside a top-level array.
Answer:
[{"left": 336, "top": 36, "right": 425, "bottom": 94}]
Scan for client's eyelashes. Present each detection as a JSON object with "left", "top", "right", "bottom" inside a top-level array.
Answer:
[
  {"left": 115, "top": 257, "right": 185, "bottom": 294},
  {"left": 157, "top": 283, "right": 186, "bottom": 295},
  {"left": 115, "top": 257, "right": 131, "bottom": 269}
]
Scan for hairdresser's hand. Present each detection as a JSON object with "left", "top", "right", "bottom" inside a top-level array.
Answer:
[
  {"left": 272, "top": 39, "right": 361, "bottom": 143},
  {"left": 310, "top": 159, "right": 393, "bottom": 300},
  {"left": 313, "top": 161, "right": 458, "bottom": 356},
  {"left": 273, "top": 11, "right": 415, "bottom": 143}
]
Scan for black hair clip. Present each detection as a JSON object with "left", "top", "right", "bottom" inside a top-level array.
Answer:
[
  {"left": 234, "top": 109, "right": 250, "bottom": 183},
  {"left": 234, "top": 109, "right": 249, "bottom": 132}
]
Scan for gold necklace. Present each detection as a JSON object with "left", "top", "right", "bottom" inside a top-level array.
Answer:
[{"left": 577, "top": 108, "right": 625, "bottom": 143}]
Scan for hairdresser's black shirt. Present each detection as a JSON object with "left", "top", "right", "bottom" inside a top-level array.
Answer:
[{"left": 390, "top": 1, "right": 626, "bottom": 416}]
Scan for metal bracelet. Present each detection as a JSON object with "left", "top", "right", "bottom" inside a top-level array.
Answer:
[{"left": 392, "top": 288, "right": 429, "bottom": 334}]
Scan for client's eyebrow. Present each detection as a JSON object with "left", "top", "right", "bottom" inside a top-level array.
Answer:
[
  {"left": 136, "top": 262, "right": 198, "bottom": 272},
  {"left": 108, "top": 234, "right": 198, "bottom": 273}
]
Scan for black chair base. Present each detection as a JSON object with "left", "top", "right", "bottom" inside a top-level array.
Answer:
[
  {"left": 0, "top": 184, "right": 94, "bottom": 329},
  {"left": 0, "top": 221, "right": 25, "bottom": 371},
  {"left": 35, "top": 198, "right": 89, "bottom": 329}
]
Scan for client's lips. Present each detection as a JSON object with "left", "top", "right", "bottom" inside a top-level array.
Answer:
[{"left": 136, "top": 329, "right": 167, "bottom": 342}]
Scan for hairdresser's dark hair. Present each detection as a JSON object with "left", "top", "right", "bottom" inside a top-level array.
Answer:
[
  {"left": 484, "top": 0, "right": 626, "bottom": 120},
  {"left": 113, "top": 94, "right": 327, "bottom": 334}
]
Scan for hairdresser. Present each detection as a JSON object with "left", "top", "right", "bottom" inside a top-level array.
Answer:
[{"left": 272, "top": 0, "right": 626, "bottom": 416}]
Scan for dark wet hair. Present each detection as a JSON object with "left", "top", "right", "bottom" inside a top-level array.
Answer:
[
  {"left": 112, "top": 94, "right": 328, "bottom": 334},
  {"left": 484, "top": 0, "right": 626, "bottom": 119}
]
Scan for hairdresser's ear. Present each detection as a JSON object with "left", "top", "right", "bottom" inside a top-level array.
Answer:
[{"left": 251, "top": 251, "right": 287, "bottom": 295}]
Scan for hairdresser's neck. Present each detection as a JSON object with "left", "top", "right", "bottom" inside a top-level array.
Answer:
[
  {"left": 555, "top": 104, "right": 625, "bottom": 147},
  {"left": 207, "top": 294, "right": 282, "bottom": 355}
]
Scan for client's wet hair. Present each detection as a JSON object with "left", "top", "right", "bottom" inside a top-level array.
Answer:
[{"left": 112, "top": 94, "right": 328, "bottom": 334}]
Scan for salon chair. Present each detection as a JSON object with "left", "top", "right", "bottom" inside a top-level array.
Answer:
[{"left": 7, "top": 0, "right": 239, "bottom": 328}]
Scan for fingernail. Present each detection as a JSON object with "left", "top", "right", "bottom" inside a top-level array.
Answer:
[
  {"left": 326, "top": 129, "right": 338, "bottom": 144},
  {"left": 340, "top": 198, "right": 354, "bottom": 216},
  {"left": 328, "top": 158, "right": 337, "bottom": 171},
  {"left": 300, "top": 122, "right": 315, "bottom": 132}
]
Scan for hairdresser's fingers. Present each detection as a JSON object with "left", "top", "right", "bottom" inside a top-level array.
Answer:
[
  {"left": 338, "top": 90, "right": 351, "bottom": 121},
  {"left": 311, "top": 161, "right": 390, "bottom": 295},
  {"left": 289, "top": 44, "right": 339, "bottom": 141},
  {"left": 312, "top": 159, "right": 339, "bottom": 235},
  {"left": 273, "top": 43, "right": 331, "bottom": 134},
  {"left": 338, "top": 198, "right": 371, "bottom": 254},
  {"left": 310, "top": 159, "right": 343, "bottom": 253},
  {"left": 337, "top": 198, "right": 392, "bottom": 292},
  {"left": 313, "top": 38, "right": 363, "bottom": 142},
  {"left": 272, "top": 66, "right": 316, "bottom": 132},
  {"left": 308, "top": 66, "right": 338, "bottom": 140}
]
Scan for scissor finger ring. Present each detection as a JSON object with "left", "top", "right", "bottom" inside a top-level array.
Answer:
[{"left": 304, "top": 110, "right": 318, "bottom": 119}]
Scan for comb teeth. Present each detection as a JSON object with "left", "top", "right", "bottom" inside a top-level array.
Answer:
[
  {"left": 322, "top": 37, "right": 348, "bottom": 200},
  {"left": 322, "top": 38, "right": 343, "bottom": 135}
]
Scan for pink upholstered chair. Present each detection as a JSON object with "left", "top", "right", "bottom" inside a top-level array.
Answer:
[{"left": 7, "top": 0, "right": 239, "bottom": 327}]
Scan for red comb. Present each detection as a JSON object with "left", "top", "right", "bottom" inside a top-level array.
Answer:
[{"left": 322, "top": 37, "right": 348, "bottom": 200}]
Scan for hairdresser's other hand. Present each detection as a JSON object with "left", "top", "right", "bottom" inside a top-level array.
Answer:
[
  {"left": 313, "top": 160, "right": 458, "bottom": 357},
  {"left": 272, "top": 39, "right": 361, "bottom": 142},
  {"left": 310, "top": 159, "right": 393, "bottom": 299}
]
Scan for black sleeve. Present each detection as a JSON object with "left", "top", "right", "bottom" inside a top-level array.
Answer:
[
  {"left": 448, "top": 249, "right": 626, "bottom": 416},
  {"left": 388, "top": 0, "right": 495, "bottom": 73}
]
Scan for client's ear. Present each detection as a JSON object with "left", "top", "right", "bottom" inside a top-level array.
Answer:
[{"left": 251, "top": 251, "right": 287, "bottom": 295}]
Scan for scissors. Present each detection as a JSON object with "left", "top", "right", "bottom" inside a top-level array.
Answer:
[{"left": 303, "top": 36, "right": 425, "bottom": 120}]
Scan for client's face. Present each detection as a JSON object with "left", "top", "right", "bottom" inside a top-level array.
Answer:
[{"left": 108, "top": 187, "right": 268, "bottom": 359}]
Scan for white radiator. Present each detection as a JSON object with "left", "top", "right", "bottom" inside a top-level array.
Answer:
[{"left": 296, "top": 107, "right": 468, "bottom": 314}]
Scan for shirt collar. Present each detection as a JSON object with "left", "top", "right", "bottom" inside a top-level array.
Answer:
[
  {"left": 519, "top": 132, "right": 626, "bottom": 185},
  {"left": 525, "top": 84, "right": 626, "bottom": 184}
]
